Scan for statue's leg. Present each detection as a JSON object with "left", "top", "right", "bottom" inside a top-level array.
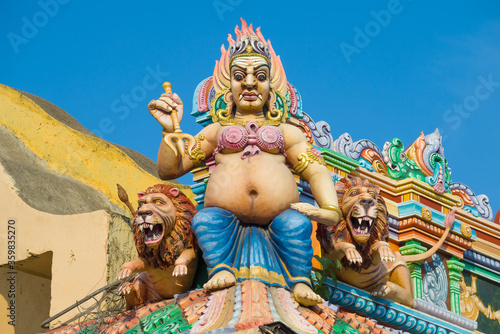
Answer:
[
  {"left": 269, "top": 209, "right": 324, "bottom": 306},
  {"left": 119, "top": 282, "right": 138, "bottom": 310},
  {"left": 192, "top": 207, "right": 238, "bottom": 291},
  {"left": 372, "top": 255, "right": 414, "bottom": 308},
  {"left": 121, "top": 272, "right": 149, "bottom": 309}
]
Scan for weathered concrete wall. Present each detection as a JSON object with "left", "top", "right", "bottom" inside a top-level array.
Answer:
[
  {"left": 0, "top": 267, "right": 51, "bottom": 334},
  {"left": 0, "top": 126, "right": 137, "bottom": 289},
  {"left": 107, "top": 213, "right": 136, "bottom": 284},
  {"left": 0, "top": 160, "right": 109, "bottom": 330}
]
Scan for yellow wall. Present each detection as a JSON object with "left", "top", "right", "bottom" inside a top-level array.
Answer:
[
  {"left": 0, "top": 162, "right": 109, "bottom": 330},
  {"left": 0, "top": 84, "right": 194, "bottom": 213}
]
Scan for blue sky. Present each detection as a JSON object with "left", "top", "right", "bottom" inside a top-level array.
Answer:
[{"left": 1, "top": 0, "right": 499, "bottom": 217}]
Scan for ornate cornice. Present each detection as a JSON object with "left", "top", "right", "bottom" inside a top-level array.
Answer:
[
  {"left": 397, "top": 201, "right": 477, "bottom": 241},
  {"left": 325, "top": 279, "right": 476, "bottom": 333},
  {"left": 464, "top": 249, "right": 500, "bottom": 274},
  {"left": 320, "top": 147, "right": 359, "bottom": 173},
  {"left": 398, "top": 217, "right": 472, "bottom": 249},
  {"left": 463, "top": 262, "right": 500, "bottom": 285}
]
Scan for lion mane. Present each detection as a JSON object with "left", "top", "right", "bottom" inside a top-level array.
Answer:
[
  {"left": 317, "top": 176, "right": 388, "bottom": 271},
  {"left": 133, "top": 184, "right": 197, "bottom": 270}
]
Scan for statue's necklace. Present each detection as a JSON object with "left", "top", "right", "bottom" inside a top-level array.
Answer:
[{"left": 219, "top": 119, "right": 281, "bottom": 127}]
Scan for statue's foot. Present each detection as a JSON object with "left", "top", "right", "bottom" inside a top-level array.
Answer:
[
  {"left": 293, "top": 283, "right": 324, "bottom": 306},
  {"left": 204, "top": 271, "right": 236, "bottom": 291}
]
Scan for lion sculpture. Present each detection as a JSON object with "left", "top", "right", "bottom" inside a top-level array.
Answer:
[
  {"left": 316, "top": 176, "right": 455, "bottom": 308},
  {"left": 117, "top": 184, "right": 198, "bottom": 309}
]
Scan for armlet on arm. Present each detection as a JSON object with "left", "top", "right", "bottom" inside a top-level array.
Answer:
[{"left": 292, "top": 144, "right": 326, "bottom": 173}]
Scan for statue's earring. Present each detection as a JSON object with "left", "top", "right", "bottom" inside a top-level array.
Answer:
[
  {"left": 216, "top": 90, "right": 233, "bottom": 121},
  {"left": 266, "top": 90, "right": 283, "bottom": 122}
]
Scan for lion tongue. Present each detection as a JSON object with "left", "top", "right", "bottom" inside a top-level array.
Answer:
[{"left": 145, "top": 224, "right": 163, "bottom": 243}]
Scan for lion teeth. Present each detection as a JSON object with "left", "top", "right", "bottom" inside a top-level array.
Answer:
[
  {"left": 149, "top": 225, "right": 153, "bottom": 231},
  {"left": 358, "top": 218, "right": 362, "bottom": 225},
  {"left": 356, "top": 227, "right": 361, "bottom": 233}
]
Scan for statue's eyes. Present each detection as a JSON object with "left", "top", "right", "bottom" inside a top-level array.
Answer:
[
  {"left": 234, "top": 72, "right": 244, "bottom": 81},
  {"left": 256, "top": 72, "right": 267, "bottom": 82},
  {"left": 138, "top": 201, "right": 146, "bottom": 208},
  {"left": 369, "top": 192, "right": 377, "bottom": 198},
  {"left": 154, "top": 199, "right": 165, "bottom": 205}
]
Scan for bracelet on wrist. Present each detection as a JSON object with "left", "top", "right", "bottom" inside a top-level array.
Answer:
[{"left": 320, "top": 205, "right": 342, "bottom": 217}]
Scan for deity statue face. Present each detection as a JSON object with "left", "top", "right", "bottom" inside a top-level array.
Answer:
[{"left": 230, "top": 56, "right": 270, "bottom": 115}]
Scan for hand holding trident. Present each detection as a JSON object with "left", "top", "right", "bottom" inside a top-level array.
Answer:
[{"left": 148, "top": 82, "right": 196, "bottom": 157}]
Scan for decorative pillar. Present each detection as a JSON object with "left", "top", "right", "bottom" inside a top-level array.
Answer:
[
  {"left": 400, "top": 240, "right": 427, "bottom": 299},
  {"left": 447, "top": 257, "right": 465, "bottom": 315}
]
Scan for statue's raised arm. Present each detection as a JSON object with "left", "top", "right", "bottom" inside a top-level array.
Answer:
[{"left": 149, "top": 83, "right": 218, "bottom": 179}]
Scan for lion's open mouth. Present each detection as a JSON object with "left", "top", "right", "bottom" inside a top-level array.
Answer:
[
  {"left": 349, "top": 216, "right": 374, "bottom": 236},
  {"left": 140, "top": 223, "right": 164, "bottom": 245}
]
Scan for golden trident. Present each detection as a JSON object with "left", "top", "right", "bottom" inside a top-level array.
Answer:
[{"left": 162, "top": 82, "right": 196, "bottom": 157}]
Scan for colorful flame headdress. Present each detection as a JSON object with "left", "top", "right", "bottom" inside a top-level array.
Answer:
[{"left": 211, "top": 18, "right": 289, "bottom": 123}]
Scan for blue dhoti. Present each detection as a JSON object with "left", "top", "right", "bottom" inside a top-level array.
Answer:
[{"left": 191, "top": 207, "right": 313, "bottom": 289}]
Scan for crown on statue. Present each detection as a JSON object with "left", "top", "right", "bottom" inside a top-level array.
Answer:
[{"left": 213, "top": 18, "right": 287, "bottom": 98}]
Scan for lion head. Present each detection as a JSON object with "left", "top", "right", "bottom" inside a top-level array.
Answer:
[
  {"left": 133, "top": 184, "right": 197, "bottom": 270},
  {"left": 317, "top": 176, "right": 388, "bottom": 270}
]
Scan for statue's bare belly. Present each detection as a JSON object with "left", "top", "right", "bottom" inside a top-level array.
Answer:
[{"left": 204, "top": 152, "right": 299, "bottom": 225}]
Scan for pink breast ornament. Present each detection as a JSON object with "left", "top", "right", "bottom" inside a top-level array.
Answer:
[{"left": 214, "top": 121, "right": 286, "bottom": 159}]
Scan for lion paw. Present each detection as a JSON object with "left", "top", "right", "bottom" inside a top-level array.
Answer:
[
  {"left": 378, "top": 245, "right": 395, "bottom": 262},
  {"left": 117, "top": 282, "right": 136, "bottom": 296},
  {"left": 204, "top": 271, "right": 236, "bottom": 291},
  {"left": 118, "top": 282, "right": 141, "bottom": 309},
  {"left": 116, "top": 266, "right": 133, "bottom": 280},
  {"left": 293, "top": 283, "right": 324, "bottom": 306},
  {"left": 173, "top": 264, "right": 188, "bottom": 277},
  {"left": 345, "top": 247, "right": 362, "bottom": 264},
  {"left": 372, "top": 282, "right": 395, "bottom": 298}
]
